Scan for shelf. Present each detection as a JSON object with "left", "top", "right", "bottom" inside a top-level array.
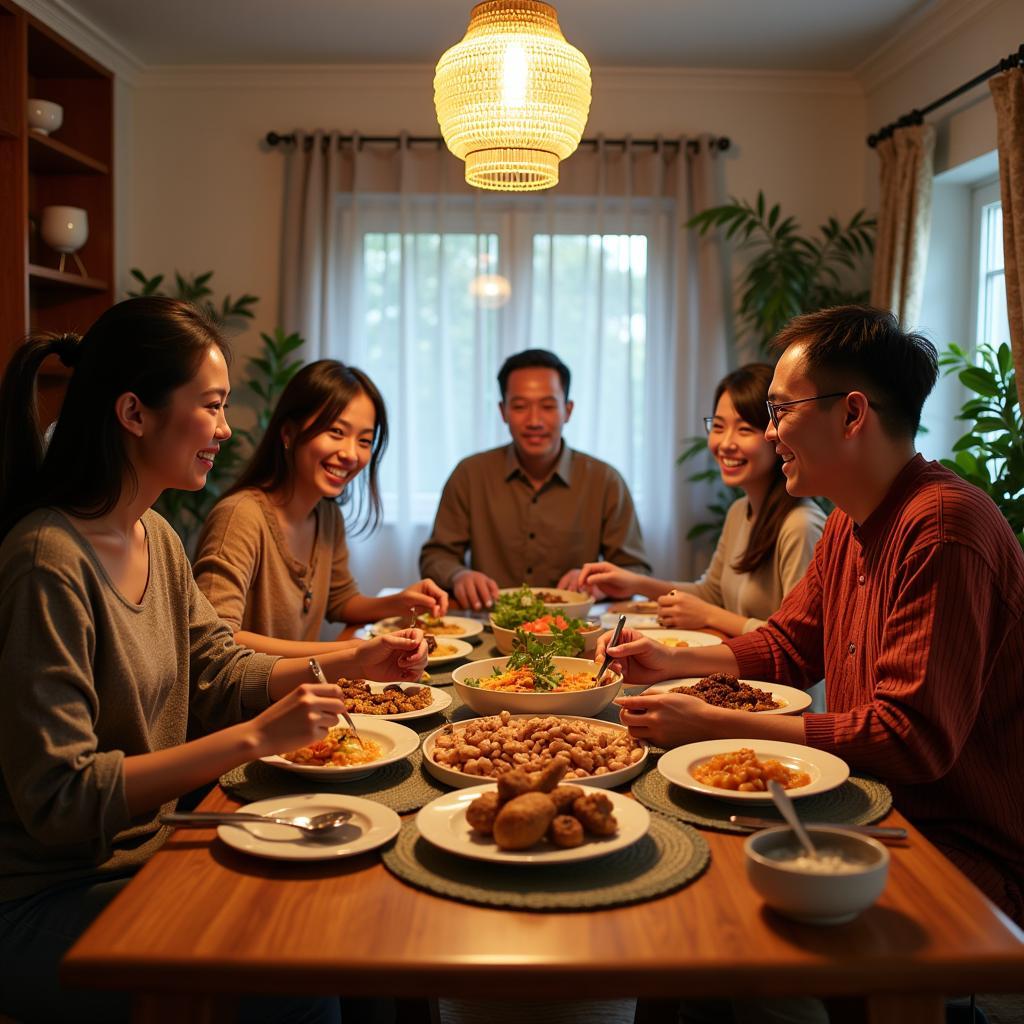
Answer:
[
  {"left": 0, "top": 122, "right": 17, "bottom": 139},
  {"left": 28, "top": 130, "right": 107, "bottom": 173},
  {"left": 29, "top": 263, "right": 107, "bottom": 291}
]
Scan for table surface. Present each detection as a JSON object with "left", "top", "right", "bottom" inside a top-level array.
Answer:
[{"left": 62, "top": 621, "right": 1024, "bottom": 1017}]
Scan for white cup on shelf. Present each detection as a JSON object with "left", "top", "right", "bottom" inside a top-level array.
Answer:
[
  {"left": 40, "top": 205, "right": 89, "bottom": 275},
  {"left": 27, "top": 98, "right": 63, "bottom": 135}
]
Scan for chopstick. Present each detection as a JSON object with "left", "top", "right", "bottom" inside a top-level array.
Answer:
[{"left": 594, "top": 613, "right": 627, "bottom": 686}]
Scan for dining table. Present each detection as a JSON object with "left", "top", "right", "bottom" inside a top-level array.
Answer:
[{"left": 61, "top": 610, "right": 1024, "bottom": 1024}]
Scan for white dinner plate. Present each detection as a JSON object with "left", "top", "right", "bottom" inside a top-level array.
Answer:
[
  {"left": 348, "top": 681, "right": 453, "bottom": 721},
  {"left": 421, "top": 714, "right": 648, "bottom": 790},
  {"left": 371, "top": 615, "right": 484, "bottom": 640},
  {"left": 427, "top": 638, "right": 474, "bottom": 665},
  {"left": 415, "top": 783, "right": 650, "bottom": 864},
  {"left": 657, "top": 739, "right": 849, "bottom": 803},
  {"left": 216, "top": 794, "right": 400, "bottom": 861},
  {"left": 260, "top": 715, "right": 420, "bottom": 779},
  {"left": 644, "top": 678, "right": 811, "bottom": 715},
  {"left": 634, "top": 629, "right": 724, "bottom": 648},
  {"left": 600, "top": 611, "right": 661, "bottom": 630}
]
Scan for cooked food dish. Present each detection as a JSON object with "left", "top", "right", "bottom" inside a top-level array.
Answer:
[
  {"left": 429, "top": 642, "right": 462, "bottom": 660},
  {"left": 670, "top": 673, "right": 781, "bottom": 712},
  {"left": 431, "top": 711, "right": 644, "bottom": 780},
  {"left": 519, "top": 613, "right": 592, "bottom": 634},
  {"left": 416, "top": 615, "right": 467, "bottom": 636},
  {"left": 471, "top": 665, "right": 597, "bottom": 694},
  {"left": 692, "top": 747, "right": 811, "bottom": 792},
  {"left": 465, "top": 757, "right": 619, "bottom": 851},
  {"left": 658, "top": 638, "right": 690, "bottom": 648},
  {"left": 340, "top": 679, "right": 434, "bottom": 716},
  {"left": 534, "top": 590, "right": 567, "bottom": 604},
  {"left": 282, "top": 726, "right": 383, "bottom": 767}
]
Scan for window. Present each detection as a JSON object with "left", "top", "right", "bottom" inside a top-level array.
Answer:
[{"left": 973, "top": 181, "right": 1007, "bottom": 351}]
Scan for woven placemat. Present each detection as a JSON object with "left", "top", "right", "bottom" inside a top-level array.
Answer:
[
  {"left": 381, "top": 812, "right": 708, "bottom": 911},
  {"left": 219, "top": 749, "right": 447, "bottom": 814},
  {"left": 631, "top": 772, "right": 892, "bottom": 834}
]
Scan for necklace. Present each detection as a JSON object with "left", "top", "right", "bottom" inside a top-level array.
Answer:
[{"left": 302, "top": 584, "right": 314, "bottom": 614}]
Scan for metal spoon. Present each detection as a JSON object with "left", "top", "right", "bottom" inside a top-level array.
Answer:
[
  {"left": 309, "top": 657, "right": 365, "bottom": 748},
  {"left": 162, "top": 809, "right": 353, "bottom": 836},
  {"left": 594, "top": 613, "right": 627, "bottom": 686},
  {"left": 767, "top": 779, "right": 818, "bottom": 860}
]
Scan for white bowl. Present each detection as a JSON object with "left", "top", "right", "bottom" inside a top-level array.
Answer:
[
  {"left": 489, "top": 616, "right": 603, "bottom": 656},
  {"left": 496, "top": 587, "right": 594, "bottom": 619},
  {"left": 421, "top": 713, "right": 647, "bottom": 789},
  {"left": 27, "top": 98, "right": 63, "bottom": 135},
  {"left": 451, "top": 655, "right": 621, "bottom": 716},
  {"left": 744, "top": 826, "right": 890, "bottom": 925},
  {"left": 40, "top": 206, "right": 88, "bottom": 254}
]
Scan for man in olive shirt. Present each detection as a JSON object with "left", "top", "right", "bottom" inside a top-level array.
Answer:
[{"left": 420, "top": 350, "right": 650, "bottom": 610}]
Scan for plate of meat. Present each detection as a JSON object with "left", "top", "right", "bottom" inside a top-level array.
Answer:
[{"left": 644, "top": 674, "right": 811, "bottom": 715}]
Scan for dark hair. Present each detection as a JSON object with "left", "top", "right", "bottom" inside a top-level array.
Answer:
[
  {"left": 771, "top": 305, "right": 938, "bottom": 438},
  {"left": 227, "top": 360, "right": 388, "bottom": 535},
  {"left": 0, "top": 296, "right": 228, "bottom": 540},
  {"left": 497, "top": 349, "right": 571, "bottom": 401},
  {"left": 712, "top": 363, "right": 803, "bottom": 576}
]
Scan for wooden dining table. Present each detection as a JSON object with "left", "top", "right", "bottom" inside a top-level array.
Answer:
[{"left": 62, "top": 616, "right": 1024, "bottom": 1024}]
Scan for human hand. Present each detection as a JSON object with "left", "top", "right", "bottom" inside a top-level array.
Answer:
[
  {"left": 575, "top": 562, "right": 642, "bottom": 599},
  {"left": 354, "top": 629, "right": 429, "bottom": 681},
  {"left": 452, "top": 569, "right": 500, "bottom": 611},
  {"left": 396, "top": 579, "right": 449, "bottom": 618},
  {"left": 593, "top": 627, "right": 680, "bottom": 687},
  {"left": 614, "top": 691, "right": 726, "bottom": 747},
  {"left": 657, "top": 589, "right": 713, "bottom": 629},
  {"left": 251, "top": 683, "right": 347, "bottom": 756}
]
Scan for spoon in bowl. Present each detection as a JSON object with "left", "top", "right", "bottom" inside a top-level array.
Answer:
[
  {"left": 767, "top": 779, "right": 818, "bottom": 860},
  {"left": 161, "top": 809, "right": 353, "bottom": 837}
]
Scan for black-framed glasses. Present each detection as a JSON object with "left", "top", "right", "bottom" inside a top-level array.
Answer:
[{"left": 765, "top": 392, "right": 848, "bottom": 430}]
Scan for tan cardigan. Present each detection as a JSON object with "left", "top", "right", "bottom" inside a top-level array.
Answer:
[
  {"left": 677, "top": 497, "right": 827, "bottom": 632},
  {"left": 0, "top": 509, "right": 276, "bottom": 901}
]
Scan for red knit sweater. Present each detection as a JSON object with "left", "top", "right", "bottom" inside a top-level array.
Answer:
[{"left": 727, "top": 455, "right": 1024, "bottom": 924}]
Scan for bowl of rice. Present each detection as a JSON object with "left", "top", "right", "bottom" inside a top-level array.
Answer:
[{"left": 451, "top": 656, "right": 622, "bottom": 716}]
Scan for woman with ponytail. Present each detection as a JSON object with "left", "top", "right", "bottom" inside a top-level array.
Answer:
[
  {"left": 578, "top": 364, "right": 827, "bottom": 636},
  {"left": 0, "top": 297, "right": 427, "bottom": 1023}
]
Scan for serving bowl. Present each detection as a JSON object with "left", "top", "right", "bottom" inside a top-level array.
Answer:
[
  {"left": 27, "top": 98, "right": 63, "bottom": 134},
  {"left": 489, "top": 616, "right": 603, "bottom": 656},
  {"left": 451, "top": 655, "right": 621, "bottom": 716},
  {"left": 496, "top": 586, "right": 593, "bottom": 619},
  {"left": 744, "top": 825, "right": 890, "bottom": 925}
]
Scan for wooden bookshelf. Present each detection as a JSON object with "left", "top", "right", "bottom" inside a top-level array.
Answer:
[{"left": 0, "top": 0, "right": 113, "bottom": 369}]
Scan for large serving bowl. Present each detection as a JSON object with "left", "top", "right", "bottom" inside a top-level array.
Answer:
[
  {"left": 495, "top": 586, "right": 593, "bottom": 619},
  {"left": 451, "top": 655, "right": 621, "bottom": 716},
  {"left": 489, "top": 616, "right": 603, "bottom": 656},
  {"left": 744, "top": 826, "right": 890, "bottom": 925}
]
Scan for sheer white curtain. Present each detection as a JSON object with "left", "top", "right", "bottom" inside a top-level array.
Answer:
[{"left": 279, "top": 134, "right": 730, "bottom": 596}]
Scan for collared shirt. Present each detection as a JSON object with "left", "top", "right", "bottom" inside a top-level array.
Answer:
[
  {"left": 419, "top": 443, "right": 650, "bottom": 590},
  {"left": 726, "top": 455, "right": 1024, "bottom": 924}
]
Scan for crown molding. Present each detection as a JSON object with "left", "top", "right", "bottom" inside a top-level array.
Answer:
[
  {"left": 134, "top": 61, "right": 861, "bottom": 97},
  {"left": 15, "top": 0, "right": 145, "bottom": 83},
  {"left": 856, "top": 0, "right": 1006, "bottom": 95}
]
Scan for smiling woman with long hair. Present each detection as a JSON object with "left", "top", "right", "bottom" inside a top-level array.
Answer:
[
  {"left": 192, "top": 359, "right": 448, "bottom": 657},
  {"left": 0, "top": 298, "right": 426, "bottom": 1023},
  {"left": 579, "top": 363, "right": 827, "bottom": 636}
]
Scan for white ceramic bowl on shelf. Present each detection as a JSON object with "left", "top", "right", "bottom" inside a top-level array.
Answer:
[
  {"left": 40, "top": 206, "right": 88, "bottom": 254},
  {"left": 27, "top": 98, "right": 63, "bottom": 135},
  {"left": 744, "top": 826, "right": 890, "bottom": 925},
  {"left": 451, "top": 655, "right": 620, "bottom": 716}
]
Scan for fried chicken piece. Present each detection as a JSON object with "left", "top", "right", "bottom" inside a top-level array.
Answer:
[
  {"left": 528, "top": 756, "right": 569, "bottom": 793},
  {"left": 549, "top": 785, "right": 584, "bottom": 813},
  {"left": 572, "top": 792, "right": 618, "bottom": 836},
  {"left": 465, "top": 791, "right": 501, "bottom": 835},
  {"left": 492, "top": 793, "right": 558, "bottom": 850},
  {"left": 496, "top": 769, "right": 534, "bottom": 803},
  {"left": 548, "top": 814, "right": 584, "bottom": 848}
]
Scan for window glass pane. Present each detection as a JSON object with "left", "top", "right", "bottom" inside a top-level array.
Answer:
[{"left": 979, "top": 202, "right": 1007, "bottom": 350}]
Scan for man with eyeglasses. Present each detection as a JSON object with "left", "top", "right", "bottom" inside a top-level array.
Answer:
[{"left": 601, "top": 305, "right": 1024, "bottom": 931}]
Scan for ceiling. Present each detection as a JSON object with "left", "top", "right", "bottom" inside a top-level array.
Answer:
[{"left": 64, "top": 0, "right": 935, "bottom": 71}]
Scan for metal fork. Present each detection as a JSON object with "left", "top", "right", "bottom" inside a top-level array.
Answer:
[{"left": 308, "top": 657, "right": 365, "bottom": 748}]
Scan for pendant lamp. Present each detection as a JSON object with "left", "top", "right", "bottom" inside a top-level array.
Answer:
[{"left": 434, "top": 1, "right": 592, "bottom": 192}]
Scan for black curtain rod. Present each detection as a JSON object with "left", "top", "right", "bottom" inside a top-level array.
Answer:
[
  {"left": 264, "top": 131, "right": 730, "bottom": 154},
  {"left": 867, "top": 43, "right": 1024, "bottom": 147}
]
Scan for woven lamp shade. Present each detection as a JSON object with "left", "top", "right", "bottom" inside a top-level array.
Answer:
[{"left": 434, "top": 1, "right": 592, "bottom": 192}]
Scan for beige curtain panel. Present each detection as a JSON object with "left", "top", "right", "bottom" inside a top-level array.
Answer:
[
  {"left": 869, "top": 124, "right": 935, "bottom": 328},
  {"left": 990, "top": 68, "right": 1024, "bottom": 417}
]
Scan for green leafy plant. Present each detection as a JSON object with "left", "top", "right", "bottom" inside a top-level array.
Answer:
[
  {"left": 687, "top": 192, "right": 876, "bottom": 352},
  {"left": 127, "top": 268, "right": 305, "bottom": 551},
  {"left": 939, "top": 341, "right": 1023, "bottom": 549}
]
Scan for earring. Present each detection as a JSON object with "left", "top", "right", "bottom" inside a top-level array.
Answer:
[{"left": 283, "top": 441, "right": 290, "bottom": 450}]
